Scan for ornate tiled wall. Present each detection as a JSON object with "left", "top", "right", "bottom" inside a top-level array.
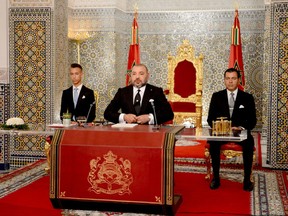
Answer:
[
  {"left": 262, "top": 4, "right": 272, "bottom": 135},
  {"left": 6, "top": 0, "right": 287, "bottom": 169},
  {"left": 54, "top": 0, "right": 69, "bottom": 122},
  {"left": 267, "top": 2, "right": 288, "bottom": 169},
  {"left": 68, "top": 9, "right": 265, "bottom": 129},
  {"left": 263, "top": 3, "right": 272, "bottom": 164},
  {"left": 9, "top": 7, "right": 53, "bottom": 166},
  {"left": 0, "top": 84, "right": 10, "bottom": 169},
  {"left": 0, "top": 65, "right": 10, "bottom": 169}
]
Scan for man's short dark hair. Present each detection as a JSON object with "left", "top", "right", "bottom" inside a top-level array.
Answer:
[
  {"left": 71, "top": 63, "right": 82, "bottom": 71},
  {"left": 224, "top": 68, "right": 241, "bottom": 78},
  {"left": 133, "top": 63, "right": 149, "bottom": 73}
]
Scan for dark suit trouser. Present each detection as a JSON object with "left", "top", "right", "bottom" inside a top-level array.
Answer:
[{"left": 209, "top": 134, "right": 254, "bottom": 180}]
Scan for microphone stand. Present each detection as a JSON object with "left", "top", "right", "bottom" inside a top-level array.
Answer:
[
  {"left": 84, "top": 101, "right": 96, "bottom": 127},
  {"left": 150, "top": 100, "right": 160, "bottom": 130}
]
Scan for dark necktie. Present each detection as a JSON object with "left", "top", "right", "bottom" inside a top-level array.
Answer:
[
  {"left": 134, "top": 89, "right": 141, "bottom": 115},
  {"left": 229, "top": 92, "right": 235, "bottom": 117}
]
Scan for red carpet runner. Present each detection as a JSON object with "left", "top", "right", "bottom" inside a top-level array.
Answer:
[
  {"left": 0, "top": 176, "right": 61, "bottom": 216},
  {"left": 174, "top": 172, "right": 250, "bottom": 215},
  {"left": 0, "top": 172, "right": 250, "bottom": 216},
  {"left": 2, "top": 158, "right": 287, "bottom": 215}
]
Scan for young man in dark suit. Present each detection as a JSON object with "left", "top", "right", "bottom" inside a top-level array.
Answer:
[
  {"left": 207, "top": 68, "right": 257, "bottom": 191},
  {"left": 60, "top": 63, "right": 96, "bottom": 123},
  {"left": 104, "top": 63, "right": 174, "bottom": 125}
]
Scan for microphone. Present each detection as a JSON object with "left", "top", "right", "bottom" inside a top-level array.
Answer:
[
  {"left": 149, "top": 99, "right": 160, "bottom": 130},
  {"left": 86, "top": 101, "right": 96, "bottom": 124}
]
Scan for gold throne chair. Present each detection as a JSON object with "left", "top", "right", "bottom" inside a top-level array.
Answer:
[{"left": 166, "top": 39, "right": 204, "bottom": 127}]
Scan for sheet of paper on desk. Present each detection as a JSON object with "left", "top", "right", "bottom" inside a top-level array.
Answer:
[
  {"left": 111, "top": 123, "right": 138, "bottom": 128},
  {"left": 47, "top": 124, "right": 75, "bottom": 128}
]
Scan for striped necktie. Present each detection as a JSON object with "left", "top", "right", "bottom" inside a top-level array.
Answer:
[{"left": 229, "top": 92, "right": 235, "bottom": 117}]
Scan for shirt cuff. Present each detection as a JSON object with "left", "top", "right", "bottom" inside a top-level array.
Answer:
[
  {"left": 119, "top": 113, "right": 126, "bottom": 123},
  {"left": 148, "top": 113, "right": 154, "bottom": 125}
]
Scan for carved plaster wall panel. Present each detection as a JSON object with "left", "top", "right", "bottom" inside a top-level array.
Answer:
[
  {"left": 68, "top": 0, "right": 126, "bottom": 11},
  {"left": 67, "top": 0, "right": 265, "bottom": 11},
  {"left": 68, "top": 8, "right": 116, "bottom": 32},
  {"left": 9, "top": 0, "right": 53, "bottom": 7},
  {"left": 127, "top": 0, "right": 265, "bottom": 11},
  {"left": 54, "top": 0, "right": 69, "bottom": 123}
]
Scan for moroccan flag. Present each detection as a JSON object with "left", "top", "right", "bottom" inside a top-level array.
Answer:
[
  {"left": 126, "top": 12, "right": 140, "bottom": 86},
  {"left": 228, "top": 9, "right": 245, "bottom": 91}
]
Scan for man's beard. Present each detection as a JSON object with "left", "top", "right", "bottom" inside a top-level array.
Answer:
[{"left": 133, "top": 80, "right": 147, "bottom": 88}]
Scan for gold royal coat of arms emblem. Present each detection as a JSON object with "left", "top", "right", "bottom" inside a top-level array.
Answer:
[{"left": 87, "top": 151, "right": 133, "bottom": 195}]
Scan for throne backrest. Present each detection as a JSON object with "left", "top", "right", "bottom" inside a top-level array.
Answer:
[{"left": 166, "top": 39, "right": 204, "bottom": 127}]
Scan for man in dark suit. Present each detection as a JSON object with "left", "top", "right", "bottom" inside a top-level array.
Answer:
[
  {"left": 207, "top": 68, "right": 257, "bottom": 191},
  {"left": 60, "top": 63, "right": 96, "bottom": 123},
  {"left": 104, "top": 63, "right": 174, "bottom": 125}
]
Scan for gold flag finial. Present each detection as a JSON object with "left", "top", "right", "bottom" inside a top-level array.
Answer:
[{"left": 133, "top": 3, "right": 138, "bottom": 18}]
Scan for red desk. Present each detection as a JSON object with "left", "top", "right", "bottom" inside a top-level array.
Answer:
[{"left": 50, "top": 125, "right": 184, "bottom": 215}]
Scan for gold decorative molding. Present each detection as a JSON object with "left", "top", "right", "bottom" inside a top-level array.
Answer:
[{"left": 44, "top": 141, "right": 51, "bottom": 173}]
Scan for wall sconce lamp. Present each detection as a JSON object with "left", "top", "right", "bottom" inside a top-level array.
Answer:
[{"left": 68, "top": 31, "right": 91, "bottom": 64}]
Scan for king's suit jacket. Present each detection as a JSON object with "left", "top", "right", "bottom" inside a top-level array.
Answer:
[
  {"left": 60, "top": 85, "right": 96, "bottom": 123},
  {"left": 104, "top": 84, "right": 174, "bottom": 124},
  {"left": 207, "top": 89, "right": 257, "bottom": 133}
]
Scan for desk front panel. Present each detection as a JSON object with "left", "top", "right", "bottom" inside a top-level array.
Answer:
[{"left": 50, "top": 126, "right": 172, "bottom": 205}]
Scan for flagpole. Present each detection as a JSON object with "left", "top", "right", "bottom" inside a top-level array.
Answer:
[
  {"left": 125, "top": 4, "right": 141, "bottom": 86},
  {"left": 228, "top": 8, "right": 245, "bottom": 91}
]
